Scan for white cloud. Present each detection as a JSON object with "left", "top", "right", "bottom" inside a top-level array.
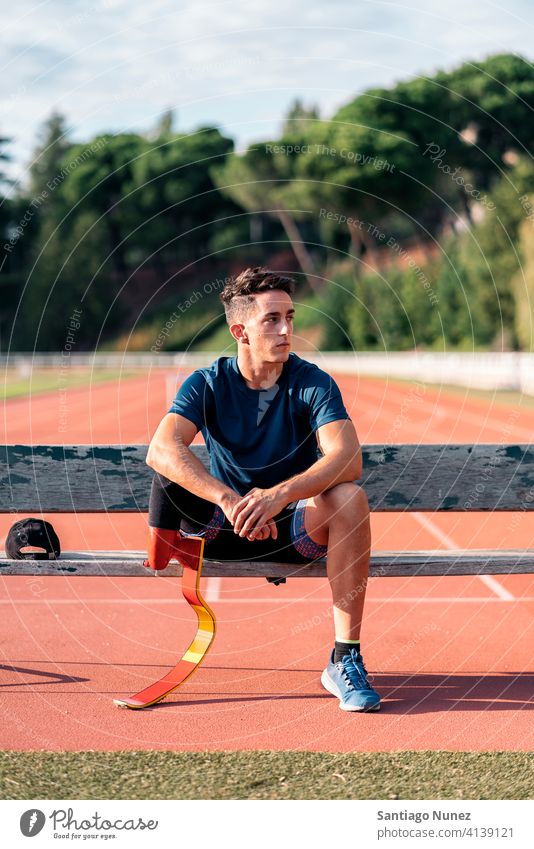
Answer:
[{"left": 1, "top": 0, "right": 532, "bottom": 187}]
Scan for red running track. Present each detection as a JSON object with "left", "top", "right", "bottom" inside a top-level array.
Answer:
[{"left": 1, "top": 369, "right": 533, "bottom": 752}]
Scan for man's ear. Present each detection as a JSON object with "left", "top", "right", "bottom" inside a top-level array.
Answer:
[{"left": 229, "top": 323, "right": 249, "bottom": 344}]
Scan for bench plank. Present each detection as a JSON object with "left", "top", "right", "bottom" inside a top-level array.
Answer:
[
  {"left": 1, "top": 444, "right": 534, "bottom": 512},
  {"left": 1, "top": 551, "right": 533, "bottom": 577}
]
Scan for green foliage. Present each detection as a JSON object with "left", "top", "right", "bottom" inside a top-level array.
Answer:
[
  {"left": 29, "top": 111, "right": 71, "bottom": 201},
  {"left": 192, "top": 318, "right": 236, "bottom": 354},
  {"left": 10, "top": 128, "right": 239, "bottom": 350},
  {"left": 16, "top": 210, "right": 125, "bottom": 349},
  {"left": 316, "top": 270, "right": 358, "bottom": 350},
  {"left": 212, "top": 141, "right": 291, "bottom": 213},
  {"left": 512, "top": 215, "right": 534, "bottom": 351},
  {"left": 0, "top": 130, "right": 11, "bottom": 187},
  {"left": 452, "top": 156, "right": 534, "bottom": 349},
  {"left": 429, "top": 240, "right": 478, "bottom": 348},
  {"left": 328, "top": 77, "right": 464, "bottom": 238},
  {"left": 212, "top": 138, "right": 320, "bottom": 287},
  {"left": 51, "top": 133, "right": 146, "bottom": 277},
  {"left": 153, "top": 109, "right": 176, "bottom": 139},
  {"left": 444, "top": 53, "right": 534, "bottom": 186},
  {"left": 282, "top": 98, "right": 320, "bottom": 136},
  {"left": 130, "top": 127, "right": 237, "bottom": 266},
  {"left": 344, "top": 261, "right": 439, "bottom": 352},
  {"left": 3, "top": 52, "right": 534, "bottom": 351},
  {"left": 347, "top": 269, "right": 402, "bottom": 351}
]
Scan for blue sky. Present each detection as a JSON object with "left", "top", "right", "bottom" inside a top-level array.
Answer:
[{"left": 2, "top": 0, "right": 533, "bottom": 187}]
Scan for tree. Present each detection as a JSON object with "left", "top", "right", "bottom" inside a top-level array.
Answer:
[
  {"left": 0, "top": 130, "right": 13, "bottom": 242},
  {"left": 428, "top": 239, "right": 476, "bottom": 349},
  {"left": 315, "top": 54, "right": 534, "bottom": 244},
  {"left": 282, "top": 99, "right": 320, "bottom": 136},
  {"left": 152, "top": 109, "right": 176, "bottom": 139},
  {"left": 16, "top": 210, "right": 124, "bottom": 350},
  {"left": 327, "top": 76, "right": 470, "bottom": 241},
  {"left": 0, "top": 131, "right": 11, "bottom": 189},
  {"left": 18, "top": 132, "right": 147, "bottom": 348},
  {"left": 316, "top": 269, "right": 357, "bottom": 350},
  {"left": 29, "top": 111, "right": 71, "bottom": 200},
  {"left": 57, "top": 133, "right": 147, "bottom": 277},
  {"left": 290, "top": 113, "right": 431, "bottom": 274},
  {"left": 212, "top": 140, "right": 322, "bottom": 291},
  {"left": 456, "top": 156, "right": 534, "bottom": 348},
  {"left": 444, "top": 54, "right": 534, "bottom": 190},
  {"left": 130, "top": 126, "right": 237, "bottom": 269},
  {"left": 512, "top": 215, "right": 534, "bottom": 351}
]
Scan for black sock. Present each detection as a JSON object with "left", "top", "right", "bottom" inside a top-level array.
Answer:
[{"left": 334, "top": 640, "right": 360, "bottom": 663}]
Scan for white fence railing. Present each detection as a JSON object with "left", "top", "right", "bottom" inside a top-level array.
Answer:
[
  {"left": 302, "top": 352, "right": 534, "bottom": 395},
  {"left": 2, "top": 351, "right": 534, "bottom": 394}
]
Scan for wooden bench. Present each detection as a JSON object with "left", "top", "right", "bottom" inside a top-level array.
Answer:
[{"left": 1, "top": 443, "right": 533, "bottom": 578}]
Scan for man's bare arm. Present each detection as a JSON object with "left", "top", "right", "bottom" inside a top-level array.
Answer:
[
  {"left": 231, "top": 419, "right": 362, "bottom": 537},
  {"left": 146, "top": 413, "right": 233, "bottom": 506},
  {"left": 146, "top": 413, "right": 277, "bottom": 540},
  {"left": 276, "top": 418, "right": 362, "bottom": 504}
]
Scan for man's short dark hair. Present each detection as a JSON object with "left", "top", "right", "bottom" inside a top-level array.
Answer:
[{"left": 220, "top": 266, "right": 295, "bottom": 325}]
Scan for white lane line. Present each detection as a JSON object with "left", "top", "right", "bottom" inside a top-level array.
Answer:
[
  {"left": 411, "top": 513, "right": 515, "bottom": 601},
  {"left": 0, "top": 597, "right": 530, "bottom": 605},
  {"left": 205, "top": 576, "right": 222, "bottom": 602}
]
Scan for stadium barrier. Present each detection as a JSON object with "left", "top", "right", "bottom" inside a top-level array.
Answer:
[
  {"left": 1, "top": 443, "right": 533, "bottom": 578},
  {"left": 3, "top": 351, "right": 534, "bottom": 394}
]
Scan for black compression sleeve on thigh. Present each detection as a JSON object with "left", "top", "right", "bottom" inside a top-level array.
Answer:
[{"left": 148, "top": 472, "right": 215, "bottom": 532}]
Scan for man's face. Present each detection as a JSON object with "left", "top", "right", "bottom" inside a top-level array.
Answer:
[{"left": 236, "top": 290, "right": 295, "bottom": 361}]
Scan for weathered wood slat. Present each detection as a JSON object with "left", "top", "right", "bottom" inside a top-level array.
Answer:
[
  {"left": 1, "top": 550, "right": 533, "bottom": 577},
  {"left": 1, "top": 444, "right": 534, "bottom": 512},
  {"left": 0, "top": 445, "right": 146, "bottom": 513}
]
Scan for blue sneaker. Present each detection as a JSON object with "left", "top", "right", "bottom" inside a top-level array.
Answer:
[{"left": 321, "top": 648, "right": 381, "bottom": 712}]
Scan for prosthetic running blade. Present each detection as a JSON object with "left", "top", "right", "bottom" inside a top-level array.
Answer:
[{"left": 113, "top": 532, "right": 216, "bottom": 709}]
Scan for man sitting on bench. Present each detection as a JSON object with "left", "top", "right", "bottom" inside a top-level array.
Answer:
[{"left": 146, "top": 266, "right": 381, "bottom": 712}]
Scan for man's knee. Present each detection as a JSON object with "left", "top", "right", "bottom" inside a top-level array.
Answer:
[{"left": 319, "top": 482, "right": 369, "bottom": 523}]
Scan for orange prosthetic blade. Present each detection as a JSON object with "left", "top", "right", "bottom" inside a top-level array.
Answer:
[{"left": 113, "top": 529, "right": 216, "bottom": 710}]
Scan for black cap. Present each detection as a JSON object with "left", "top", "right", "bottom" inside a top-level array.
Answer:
[{"left": 5, "top": 518, "right": 61, "bottom": 560}]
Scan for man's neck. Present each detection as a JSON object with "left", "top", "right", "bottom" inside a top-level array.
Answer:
[{"left": 236, "top": 350, "right": 286, "bottom": 390}]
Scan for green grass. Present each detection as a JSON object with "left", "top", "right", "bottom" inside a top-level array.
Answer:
[
  {"left": 2, "top": 369, "right": 139, "bottom": 400},
  {"left": 192, "top": 320, "right": 237, "bottom": 353},
  {"left": 374, "top": 374, "right": 534, "bottom": 410},
  {"left": 0, "top": 751, "right": 532, "bottom": 800},
  {"left": 436, "top": 384, "right": 534, "bottom": 410}
]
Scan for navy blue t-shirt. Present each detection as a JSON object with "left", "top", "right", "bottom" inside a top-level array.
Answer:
[{"left": 168, "top": 353, "right": 350, "bottom": 495}]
